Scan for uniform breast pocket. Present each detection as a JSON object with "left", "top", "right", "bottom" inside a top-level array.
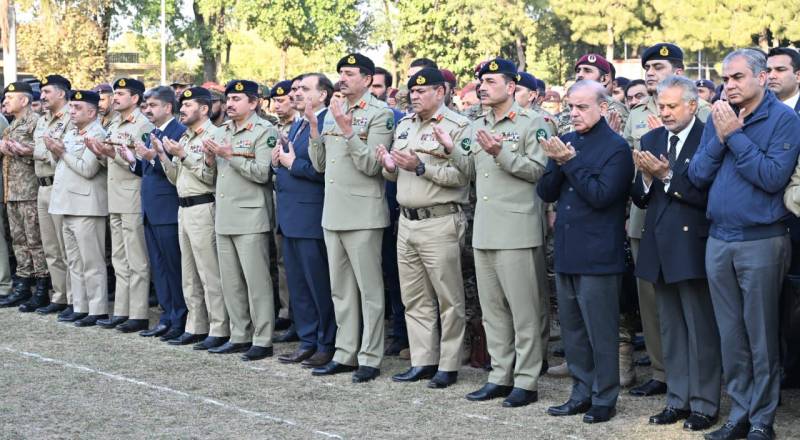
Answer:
[
  {"left": 349, "top": 185, "right": 381, "bottom": 198},
  {"left": 68, "top": 187, "right": 91, "bottom": 196}
]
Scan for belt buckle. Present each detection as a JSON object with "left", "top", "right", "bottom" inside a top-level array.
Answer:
[{"left": 409, "top": 209, "right": 419, "bottom": 221}]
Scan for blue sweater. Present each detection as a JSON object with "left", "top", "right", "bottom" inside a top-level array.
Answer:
[
  {"left": 688, "top": 90, "right": 800, "bottom": 242},
  {"left": 537, "top": 118, "right": 634, "bottom": 275}
]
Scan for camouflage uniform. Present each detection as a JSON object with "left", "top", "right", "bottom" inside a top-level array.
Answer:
[
  {"left": 3, "top": 110, "right": 46, "bottom": 278},
  {"left": 556, "top": 96, "right": 629, "bottom": 136}
]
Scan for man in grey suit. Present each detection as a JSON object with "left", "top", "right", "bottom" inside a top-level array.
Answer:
[{"left": 45, "top": 90, "right": 108, "bottom": 324}]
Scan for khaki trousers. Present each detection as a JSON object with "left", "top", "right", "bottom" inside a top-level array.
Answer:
[
  {"left": 324, "top": 228, "right": 385, "bottom": 368},
  {"left": 179, "top": 203, "right": 228, "bottom": 336},
  {"left": 630, "top": 237, "right": 665, "bottom": 382},
  {"left": 63, "top": 216, "right": 107, "bottom": 315},
  {"left": 475, "top": 247, "right": 543, "bottom": 391},
  {"left": 217, "top": 232, "right": 273, "bottom": 347},
  {"left": 397, "top": 213, "right": 466, "bottom": 372},
  {"left": 38, "top": 185, "right": 69, "bottom": 304},
  {"left": 110, "top": 212, "right": 150, "bottom": 319},
  {"left": 274, "top": 231, "right": 290, "bottom": 320}
]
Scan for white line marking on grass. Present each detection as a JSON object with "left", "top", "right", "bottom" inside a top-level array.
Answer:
[
  {"left": 2, "top": 346, "right": 343, "bottom": 439},
  {"left": 463, "top": 413, "right": 525, "bottom": 428}
]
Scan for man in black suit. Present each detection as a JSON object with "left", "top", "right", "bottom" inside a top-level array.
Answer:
[{"left": 631, "top": 75, "right": 721, "bottom": 432}]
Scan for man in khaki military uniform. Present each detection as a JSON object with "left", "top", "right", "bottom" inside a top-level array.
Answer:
[
  {"left": 24, "top": 75, "right": 73, "bottom": 314},
  {"left": 622, "top": 43, "right": 711, "bottom": 396},
  {"left": 160, "top": 86, "right": 230, "bottom": 351},
  {"left": 0, "top": 112, "right": 11, "bottom": 299},
  {"left": 556, "top": 54, "right": 629, "bottom": 135},
  {"left": 308, "top": 53, "right": 393, "bottom": 383},
  {"left": 0, "top": 82, "right": 46, "bottom": 311},
  {"left": 201, "top": 79, "right": 277, "bottom": 361},
  {"left": 84, "top": 78, "right": 154, "bottom": 331},
  {"left": 46, "top": 90, "right": 109, "bottom": 324},
  {"left": 92, "top": 83, "right": 116, "bottom": 130},
  {"left": 378, "top": 68, "right": 470, "bottom": 389},
  {"left": 461, "top": 59, "right": 550, "bottom": 408}
]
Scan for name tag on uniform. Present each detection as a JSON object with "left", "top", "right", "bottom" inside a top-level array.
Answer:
[
  {"left": 397, "top": 131, "right": 408, "bottom": 140},
  {"left": 501, "top": 132, "right": 520, "bottom": 142},
  {"left": 235, "top": 140, "right": 252, "bottom": 149},
  {"left": 352, "top": 117, "right": 368, "bottom": 127},
  {"left": 420, "top": 133, "right": 435, "bottom": 142}
]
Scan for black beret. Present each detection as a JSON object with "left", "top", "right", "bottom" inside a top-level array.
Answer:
[
  {"left": 224, "top": 79, "right": 259, "bottom": 96},
  {"left": 535, "top": 78, "right": 546, "bottom": 93},
  {"left": 477, "top": 58, "right": 518, "bottom": 79},
  {"left": 641, "top": 43, "right": 684, "bottom": 67},
  {"left": 4, "top": 81, "right": 33, "bottom": 94},
  {"left": 336, "top": 53, "right": 375, "bottom": 75},
  {"left": 32, "top": 90, "right": 41, "bottom": 101},
  {"left": 178, "top": 87, "right": 212, "bottom": 103},
  {"left": 70, "top": 90, "right": 100, "bottom": 106},
  {"left": 271, "top": 80, "right": 293, "bottom": 98},
  {"left": 695, "top": 79, "right": 715, "bottom": 90},
  {"left": 516, "top": 72, "right": 538, "bottom": 91},
  {"left": 113, "top": 78, "right": 145, "bottom": 94},
  {"left": 407, "top": 67, "right": 445, "bottom": 89},
  {"left": 615, "top": 76, "right": 630, "bottom": 88},
  {"left": 41, "top": 75, "right": 72, "bottom": 91}
]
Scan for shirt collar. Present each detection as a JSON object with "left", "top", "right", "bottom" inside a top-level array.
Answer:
[
  {"left": 158, "top": 117, "right": 174, "bottom": 132},
  {"left": 782, "top": 91, "right": 800, "bottom": 111},
  {"left": 670, "top": 116, "right": 696, "bottom": 142}
]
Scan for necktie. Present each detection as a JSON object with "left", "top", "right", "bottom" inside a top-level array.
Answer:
[{"left": 668, "top": 134, "right": 679, "bottom": 168}]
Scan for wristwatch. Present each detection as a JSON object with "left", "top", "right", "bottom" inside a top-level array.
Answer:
[
  {"left": 661, "top": 170, "right": 673, "bottom": 185},
  {"left": 415, "top": 161, "right": 426, "bottom": 176}
]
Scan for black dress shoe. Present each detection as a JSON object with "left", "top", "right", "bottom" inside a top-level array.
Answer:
[
  {"left": 311, "top": 361, "right": 357, "bottom": 376},
  {"left": 502, "top": 388, "right": 538, "bottom": 407},
  {"left": 117, "top": 319, "right": 149, "bottom": 333},
  {"left": 139, "top": 323, "right": 169, "bottom": 337},
  {"left": 168, "top": 332, "right": 208, "bottom": 346},
  {"left": 302, "top": 351, "right": 334, "bottom": 368},
  {"left": 98, "top": 315, "right": 128, "bottom": 329},
  {"left": 57, "top": 305, "right": 74, "bottom": 320},
  {"left": 160, "top": 328, "right": 185, "bottom": 342},
  {"left": 704, "top": 421, "right": 750, "bottom": 440},
  {"left": 352, "top": 366, "right": 380, "bottom": 383},
  {"left": 208, "top": 341, "right": 251, "bottom": 354},
  {"left": 278, "top": 348, "right": 316, "bottom": 364},
  {"left": 427, "top": 371, "right": 458, "bottom": 389},
  {"left": 630, "top": 379, "right": 667, "bottom": 397},
  {"left": 273, "top": 327, "right": 299, "bottom": 343},
  {"left": 275, "top": 317, "right": 292, "bottom": 331},
  {"left": 384, "top": 338, "right": 410, "bottom": 356},
  {"left": 241, "top": 345, "right": 273, "bottom": 361},
  {"left": 650, "top": 407, "right": 691, "bottom": 425},
  {"left": 392, "top": 365, "right": 437, "bottom": 382},
  {"left": 547, "top": 399, "right": 592, "bottom": 416},
  {"left": 466, "top": 383, "right": 514, "bottom": 401},
  {"left": 747, "top": 424, "right": 775, "bottom": 440},
  {"left": 583, "top": 405, "right": 616, "bottom": 423},
  {"left": 684, "top": 412, "right": 717, "bottom": 431},
  {"left": 193, "top": 336, "right": 229, "bottom": 351},
  {"left": 36, "top": 302, "right": 67, "bottom": 315},
  {"left": 58, "top": 312, "right": 87, "bottom": 323},
  {"left": 75, "top": 314, "right": 108, "bottom": 327}
]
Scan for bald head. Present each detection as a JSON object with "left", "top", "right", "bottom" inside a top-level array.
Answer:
[{"left": 567, "top": 80, "right": 608, "bottom": 105}]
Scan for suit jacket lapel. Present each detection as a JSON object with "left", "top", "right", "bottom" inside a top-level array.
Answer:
[{"left": 674, "top": 120, "right": 704, "bottom": 175}]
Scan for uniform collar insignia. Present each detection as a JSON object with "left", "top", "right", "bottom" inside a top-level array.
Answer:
[
  {"left": 507, "top": 111, "right": 517, "bottom": 122},
  {"left": 78, "top": 128, "right": 87, "bottom": 136},
  {"left": 357, "top": 100, "right": 367, "bottom": 109},
  {"left": 434, "top": 113, "right": 444, "bottom": 122}
]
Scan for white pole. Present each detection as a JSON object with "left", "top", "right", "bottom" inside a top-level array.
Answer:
[
  {"left": 3, "top": 4, "right": 16, "bottom": 85},
  {"left": 160, "top": 0, "right": 166, "bottom": 85}
]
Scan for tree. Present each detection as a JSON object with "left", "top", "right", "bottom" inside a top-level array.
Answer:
[{"left": 236, "top": 0, "right": 368, "bottom": 80}]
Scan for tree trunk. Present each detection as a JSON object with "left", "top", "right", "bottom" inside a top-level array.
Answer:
[
  {"left": 605, "top": 22, "right": 614, "bottom": 60},
  {"left": 515, "top": 32, "right": 526, "bottom": 71},
  {"left": 757, "top": 28, "right": 771, "bottom": 50},
  {"left": 193, "top": 0, "right": 219, "bottom": 82}
]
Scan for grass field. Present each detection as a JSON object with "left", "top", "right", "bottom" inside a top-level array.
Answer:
[{"left": 1, "top": 308, "right": 798, "bottom": 439}]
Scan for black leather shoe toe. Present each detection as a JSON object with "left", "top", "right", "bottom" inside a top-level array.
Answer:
[
  {"left": 502, "top": 388, "right": 538, "bottom": 407},
  {"left": 465, "top": 383, "right": 513, "bottom": 401},
  {"left": 427, "top": 371, "right": 458, "bottom": 389},
  {"left": 391, "top": 365, "right": 437, "bottom": 382},
  {"left": 547, "top": 399, "right": 592, "bottom": 416}
]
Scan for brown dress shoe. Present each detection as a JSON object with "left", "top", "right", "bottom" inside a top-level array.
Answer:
[
  {"left": 301, "top": 351, "right": 334, "bottom": 368},
  {"left": 278, "top": 348, "right": 316, "bottom": 364}
]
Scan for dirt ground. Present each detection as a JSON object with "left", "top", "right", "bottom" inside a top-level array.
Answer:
[{"left": 0, "top": 308, "right": 798, "bottom": 440}]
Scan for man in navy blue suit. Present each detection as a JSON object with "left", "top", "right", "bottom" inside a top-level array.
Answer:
[
  {"left": 631, "top": 76, "right": 721, "bottom": 431},
  {"left": 118, "top": 86, "right": 188, "bottom": 342},
  {"left": 537, "top": 80, "right": 634, "bottom": 424},
  {"left": 271, "top": 73, "right": 337, "bottom": 368}
]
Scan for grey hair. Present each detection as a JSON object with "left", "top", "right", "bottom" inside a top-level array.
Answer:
[
  {"left": 143, "top": 86, "right": 177, "bottom": 112},
  {"left": 723, "top": 48, "right": 767, "bottom": 75},
  {"left": 656, "top": 75, "right": 698, "bottom": 103},
  {"left": 566, "top": 80, "right": 608, "bottom": 105}
]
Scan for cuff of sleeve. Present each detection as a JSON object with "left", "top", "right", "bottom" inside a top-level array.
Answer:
[
  {"left": 725, "top": 130, "right": 749, "bottom": 156},
  {"left": 560, "top": 154, "right": 580, "bottom": 173},
  {"left": 228, "top": 156, "right": 245, "bottom": 170},
  {"left": 494, "top": 146, "right": 515, "bottom": 169}
]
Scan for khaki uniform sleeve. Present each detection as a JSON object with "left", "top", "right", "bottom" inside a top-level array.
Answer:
[
  {"left": 228, "top": 126, "right": 274, "bottom": 184},
  {"left": 345, "top": 108, "right": 394, "bottom": 176},
  {"left": 494, "top": 115, "right": 548, "bottom": 183},
  {"left": 784, "top": 157, "right": 800, "bottom": 216},
  {"left": 420, "top": 121, "right": 470, "bottom": 188}
]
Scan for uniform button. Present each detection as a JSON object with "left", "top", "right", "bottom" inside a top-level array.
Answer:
[
  {"left": 683, "top": 226, "right": 689, "bottom": 232},
  {"left": 495, "top": 162, "right": 501, "bottom": 167},
  {"left": 331, "top": 159, "right": 335, "bottom": 164},
  {"left": 490, "top": 129, "right": 495, "bottom": 133},
  {"left": 568, "top": 187, "right": 573, "bottom": 192},
  {"left": 482, "top": 196, "right": 488, "bottom": 201},
  {"left": 483, "top": 173, "right": 489, "bottom": 178},
  {"left": 219, "top": 193, "right": 224, "bottom": 198},
  {"left": 566, "top": 205, "right": 571, "bottom": 210},
  {"left": 511, "top": 144, "right": 518, "bottom": 151},
  {"left": 220, "top": 173, "right": 224, "bottom": 177},
  {"left": 329, "top": 179, "right": 334, "bottom": 183}
]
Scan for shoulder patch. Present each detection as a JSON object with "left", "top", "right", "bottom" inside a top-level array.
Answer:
[
  {"left": 267, "top": 136, "right": 277, "bottom": 148},
  {"left": 386, "top": 117, "right": 395, "bottom": 130},
  {"left": 460, "top": 138, "right": 472, "bottom": 152},
  {"left": 536, "top": 129, "right": 548, "bottom": 142}
]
